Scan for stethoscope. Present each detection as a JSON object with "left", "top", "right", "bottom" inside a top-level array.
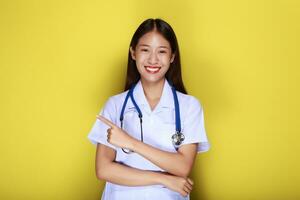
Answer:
[{"left": 119, "top": 80, "right": 185, "bottom": 154}]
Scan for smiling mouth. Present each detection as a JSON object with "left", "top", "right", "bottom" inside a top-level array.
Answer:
[{"left": 145, "top": 66, "right": 161, "bottom": 74}]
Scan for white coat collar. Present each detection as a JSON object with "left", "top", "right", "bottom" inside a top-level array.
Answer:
[{"left": 130, "top": 78, "right": 175, "bottom": 114}]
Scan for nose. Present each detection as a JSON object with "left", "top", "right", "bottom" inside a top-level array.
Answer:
[{"left": 148, "top": 51, "right": 159, "bottom": 64}]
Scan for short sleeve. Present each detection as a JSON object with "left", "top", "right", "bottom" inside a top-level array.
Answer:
[
  {"left": 87, "top": 97, "right": 117, "bottom": 151},
  {"left": 179, "top": 97, "right": 211, "bottom": 153}
]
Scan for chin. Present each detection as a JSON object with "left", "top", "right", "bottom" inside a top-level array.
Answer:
[{"left": 140, "top": 75, "right": 165, "bottom": 84}]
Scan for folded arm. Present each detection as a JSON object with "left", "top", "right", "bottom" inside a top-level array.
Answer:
[
  {"left": 130, "top": 139, "right": 198, "bottom": 178},
  {"left": 95, "top": 143, "right": 194, "bottom": 197},
  {"left": 96, "top": 143, "right": 162, "bottom": 186}
]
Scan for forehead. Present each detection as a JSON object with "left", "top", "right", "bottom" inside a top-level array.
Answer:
[{"left": 137, "top": 31, "right": 171, "bottom": 48}]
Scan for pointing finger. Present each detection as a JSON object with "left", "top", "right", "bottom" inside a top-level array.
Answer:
[{"left": 96, "top": 115, "right": 115, "bottom": 128}]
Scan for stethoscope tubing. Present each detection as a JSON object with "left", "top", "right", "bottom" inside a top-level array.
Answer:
[{"left": 119, "top": 80, "right": 184, "bottom": 153}]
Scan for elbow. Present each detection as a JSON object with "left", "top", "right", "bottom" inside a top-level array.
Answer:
[
  {"left": 179, "top": 168, "right": 191, "bottom": 178},
  {"left": 96, "top": 169, "right": 105, "bottom": 181},
  {"left": 96, "top": 163, "right": 110, "bottom": 181},
  {"left": 178, "top": 162, "right": 193, "bottom": 178},
  {"left": 177, "top": 153, "right": 195, "bottom": 178}
]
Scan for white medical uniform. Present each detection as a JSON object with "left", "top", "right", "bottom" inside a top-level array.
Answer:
[{"left": 87, "top": 79, "right": 210, "bottom": 200}]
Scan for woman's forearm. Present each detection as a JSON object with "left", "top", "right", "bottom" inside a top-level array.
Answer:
[
  {"left": 130, "top": 140, "right": 196, "bottom": 178},
  {"left": 97, "top": 160, "right": 166, "bottom": 186},
  {"left": 97, "top": 161, "right": 194, "bottom": 197}
]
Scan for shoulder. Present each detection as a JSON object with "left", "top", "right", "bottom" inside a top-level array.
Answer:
[
  {"left": 103, "top": 90, "right": 129, "bottom": 109},
  {"left": 176, "top": 91, "right": 203, "bottom": 110},
  {"left": 101, "top": 90, "right": 129, "bottom": 124}
]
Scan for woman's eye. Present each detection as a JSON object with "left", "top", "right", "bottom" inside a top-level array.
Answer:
[
  {"left": 159, "top": 51, "right": 167, "bottom": 53},
  {"left": 141, "top": 49, "right": 148, "bottom": 52}
]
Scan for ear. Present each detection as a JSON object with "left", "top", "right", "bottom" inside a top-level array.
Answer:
[
  {"left": 170, "top": 53, "right": 175, "bottom": 63},
  {"left": 130, "top": 46, "right": 136, "bottom": 60}
]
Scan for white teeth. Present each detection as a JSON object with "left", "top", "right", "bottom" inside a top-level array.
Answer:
[{"left": 145, "top": 66, "right": 160, "bottom": 72}]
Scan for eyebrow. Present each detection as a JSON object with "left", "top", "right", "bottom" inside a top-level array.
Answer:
[{"left": 138, "top": 44, "right": 169, "bottom": 49}]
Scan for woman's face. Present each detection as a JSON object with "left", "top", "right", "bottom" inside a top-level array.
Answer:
[{"left": 130, "top": 31, "right": 175, "bottom": 84}]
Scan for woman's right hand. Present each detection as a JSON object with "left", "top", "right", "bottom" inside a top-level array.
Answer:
[{"left": 160, "top": 173, "right": 194, "bottom": 197}]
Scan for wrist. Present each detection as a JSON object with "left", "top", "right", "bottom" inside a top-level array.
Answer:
[
  {"left": 129, "top": 137, "right": 140, "bottom": 152},
  {"left": 152, "top": 171, "right": 168, "bottom": 185}
]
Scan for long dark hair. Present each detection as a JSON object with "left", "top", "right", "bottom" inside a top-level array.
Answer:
[{"left": 124, "top": 18, "right": 187, "bottom": 94}]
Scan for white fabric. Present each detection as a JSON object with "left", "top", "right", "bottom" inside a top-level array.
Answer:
[{"left": 87, "top": 79, "right": 210, "bottom": 200}]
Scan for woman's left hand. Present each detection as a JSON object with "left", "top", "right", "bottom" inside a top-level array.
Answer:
[{"left": 96, "top": 115, "right": 136, "bottom": 150}]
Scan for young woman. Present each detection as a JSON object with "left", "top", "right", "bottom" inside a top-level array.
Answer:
[{"left": 88, "top": 18, "right": 210, "bottom": 200}]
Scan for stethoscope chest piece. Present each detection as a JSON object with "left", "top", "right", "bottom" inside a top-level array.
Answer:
[{"left": 172, "top": 131, "right": 185, "bottom": 147}]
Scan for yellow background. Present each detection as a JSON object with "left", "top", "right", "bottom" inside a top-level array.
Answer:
[{"left": 0, "top": 0, "right": 299, "bottom": 199}]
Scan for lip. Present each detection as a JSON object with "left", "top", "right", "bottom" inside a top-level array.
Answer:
[{"left": 144, "top": 66, "right": 161, "bottom": 74}]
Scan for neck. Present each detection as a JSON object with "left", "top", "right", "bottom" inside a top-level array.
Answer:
[{"left": 140, "top": 78, "right": 165, "bottom": 101}]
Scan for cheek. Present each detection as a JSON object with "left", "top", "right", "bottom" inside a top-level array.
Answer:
[
  {"left": 135, "top": 60, "right": 144, "bottom": 70},
  {"left": 161, "top": 57, "right": 172, "bottom": 67},
  {"left": 135, "top": 60, "right": 145, "bottom": 74},
  {"left": 159, "top": 54, "right": 172, "bottom": 63},
  {"left": 135, "top": 55, "right": 147, "bottom": 66}
]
